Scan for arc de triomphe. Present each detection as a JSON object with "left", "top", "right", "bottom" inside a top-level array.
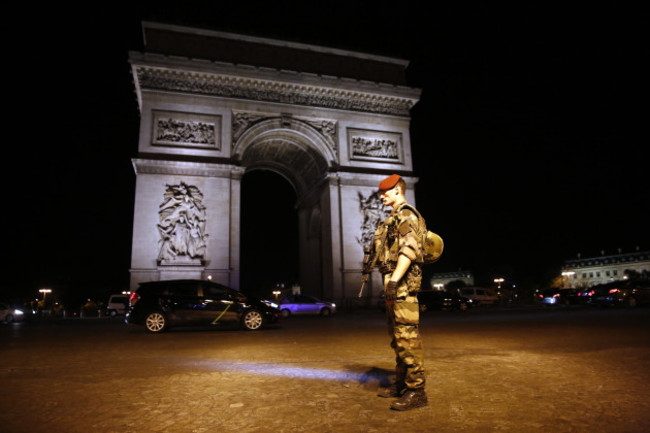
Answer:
[{"left": 128, "top": 22, "right": 421, "bottom": 304}]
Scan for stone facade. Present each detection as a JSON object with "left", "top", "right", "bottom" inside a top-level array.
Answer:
[
  {"left": 561, "top": 250, "right": 650, "bottom": 288},
  {"left": 128, "top": 22, "right": 421, "bottom": 304}
]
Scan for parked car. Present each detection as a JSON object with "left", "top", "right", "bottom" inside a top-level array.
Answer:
[
  {"left": 457, "top": 287, "right": 499, "bottom": 305},
  {"left": 417, "top": 290, "right": 472, "bottom": 312},
  {"left": 588, "top": 281, "right": 650, "bottom": 308},
  {"left": 278, "top": 294, "right": 336, "bottom": 317},
  {"left": 106, "top": 294, "right": 129, "bottom": 316},
  {"left": 541, "top": 288, "right": 585, "bottom": 306},
  {"left": 126, "top": 279, "right": 281, "bottom": 333},
  {"left": 0, "top": 303, "right": 25, "bottom": 323}
]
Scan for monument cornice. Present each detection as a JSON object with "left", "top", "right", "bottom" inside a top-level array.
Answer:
[
  {"left": 132, "top": 158, "right": 243, "bottom": 178},
  {"left": 329, "top": 171, "right": 419, "bottom": 188},
  {"left": 129, "top": 52, "right": 420, "bottom": 117}
]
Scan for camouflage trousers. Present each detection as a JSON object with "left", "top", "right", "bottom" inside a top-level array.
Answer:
[{"left": 383, "top": 273, "right": 425, "bottom": 389}]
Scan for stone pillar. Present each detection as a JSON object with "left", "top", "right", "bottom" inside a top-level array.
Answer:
[{"left": 129, "top": 159, "right": 242, "bottom": 291}]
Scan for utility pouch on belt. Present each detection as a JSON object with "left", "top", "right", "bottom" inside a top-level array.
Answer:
[{"left": 379, "top": 261, "right": 396, "bottom": 274}]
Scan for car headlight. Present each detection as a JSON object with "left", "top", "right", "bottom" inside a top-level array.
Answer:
[
  {"left": 262, "top": 301, "right": 279, "bottom": 309},
  {"left": 14, "top": 309, "right": 24, "bottom": 315}
]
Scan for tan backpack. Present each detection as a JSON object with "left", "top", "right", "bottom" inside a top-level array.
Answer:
[{"left": 399, "top": 204, "right": 444, "bottom": 264}]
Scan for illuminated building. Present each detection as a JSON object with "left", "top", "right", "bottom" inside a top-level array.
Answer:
[{"left": 561, "top": 249, "right": 650, "bottom": 288}]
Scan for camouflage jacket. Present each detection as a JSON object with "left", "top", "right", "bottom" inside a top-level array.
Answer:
[{"left": 374, "top": 202, "right": 423, "bottom": 273}]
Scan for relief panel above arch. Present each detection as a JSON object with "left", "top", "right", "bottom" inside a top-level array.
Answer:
[{"left": 231, "top": 110, "right": 338, "bottom": 164}]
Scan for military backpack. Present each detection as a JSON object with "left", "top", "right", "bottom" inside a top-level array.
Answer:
[{"left": 398, "top": 204, "right": 444, "bottom": 264}]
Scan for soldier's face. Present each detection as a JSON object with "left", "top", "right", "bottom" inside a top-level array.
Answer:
[{"left": 380, "top": 187, "right": 399, "bottom": 208}]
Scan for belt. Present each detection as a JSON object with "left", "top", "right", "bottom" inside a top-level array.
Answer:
[{"left": 384, "top": 293, "right": 406, "bottom": 304}]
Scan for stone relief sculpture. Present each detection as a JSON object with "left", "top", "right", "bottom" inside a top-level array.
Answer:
[
  {"left": 232, "top": 111, "right": 338, "bottom": 157},
  {"left": 157, "top": 182, "right": 208, "bottom": 263},
  {"left": 232, "top": 112, "right": 267, "bottom": 143},
  {"left": 357, "top": 191, "right": 390, "bottom": 248},
  {"left": 156, "top": 118, "right": 216, "bottom": 145},
  {"left": 152, "top": 111, "right": 221, "bottom": 150},
  {"left": 351, "top": 135, "right": 399, "bottom": 159}
]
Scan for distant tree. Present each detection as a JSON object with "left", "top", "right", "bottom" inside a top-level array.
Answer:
[
  {"left": 624, "top": 269, "right": 650, "bottom": 282},
  {"left": 549, "top": 275, "right": 564, "bottom": 289}
]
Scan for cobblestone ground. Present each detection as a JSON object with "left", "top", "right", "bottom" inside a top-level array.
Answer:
[{"left": 1, "top": 307, "right": 649, "bottom": 433}]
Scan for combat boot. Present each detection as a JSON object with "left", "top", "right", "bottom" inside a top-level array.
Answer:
[
  {"left": 390, "top": 388, "right": 428, "bottom": 411},
  {"left": 376, "top": 383, "right": 405, "bottom": 398}
]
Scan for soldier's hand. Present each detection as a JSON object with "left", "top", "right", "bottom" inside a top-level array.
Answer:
[{"left": 386, "top": 280, "right": 398, "bottom": 291}]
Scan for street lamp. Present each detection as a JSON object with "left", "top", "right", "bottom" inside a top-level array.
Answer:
[
  {"left": 39, "top": 288, "right": 52, "bottom": 302},
  {"left": 494, "top": 278, "right": 504, "bottom": 289},
  {"left": 273, "top": 290, "right": 281, "bottom": 300},
  {"left": 561, "top": 271, "right": 575, "bottom": 288}
]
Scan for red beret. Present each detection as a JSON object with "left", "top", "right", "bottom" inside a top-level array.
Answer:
[{"left": 379, "top": 174, "right": 401, "bottom": 191}]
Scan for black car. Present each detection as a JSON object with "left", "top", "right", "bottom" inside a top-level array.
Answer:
[
  {"left": 540, "top": 288, "right": 585, "bottom": 307},
  {"left": 418, "top": 290, "right": 471, "bottom": 312},
  {"left": 588, "top": 281, "right": 650, "bottom": 308},
  {"left": 126, "top": 279, "right": 280, "bottom": 332}
]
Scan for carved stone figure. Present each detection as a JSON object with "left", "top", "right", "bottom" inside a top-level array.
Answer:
[
  {"left": 156, "top": 118, "right": 216, "bottom": 145},
  {"left": 351, "top": 136, "right": 399, "bottom": 159},
  {"left": 357, "top": 191, "right": 390, "bottom": 248},
  {"left": 157, "top": 182, "right": 208, "bottom": 262}
]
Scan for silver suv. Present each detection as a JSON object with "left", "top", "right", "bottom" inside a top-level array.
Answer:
[
  {"left": 106, "top": 294, "right": 129, "bottom": 316},
  {"left": 458, "top": 287, "right": 499, "bottom": 305}
]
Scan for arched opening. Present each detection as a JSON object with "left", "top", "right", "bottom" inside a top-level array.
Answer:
[
  {"left": 233, "top": 117, "right": 333, "bottom": 299},
  {"left": 240, "top": 169, "right": 299, "bottom": 297}
]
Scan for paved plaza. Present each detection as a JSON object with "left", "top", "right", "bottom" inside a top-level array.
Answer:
[{"left": 1, "top": 306, "right": 649, "bottom": 433}]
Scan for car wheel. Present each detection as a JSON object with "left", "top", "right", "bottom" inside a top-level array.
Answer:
[
  {"left": 280, "top": 309, "right": 291, "bottom": 318},
  {"left": 320, "top": 307, "right": 332, "bottom": 317},
  {"left": 144, "top": 312, "right": 167, "bottom": 333},
  {"left": 628, "top": 297, "right": 638, "bottom": 308},
  {"left": 109, "top": 310, "right": 117, "bottom": 317},
  {"left": 5, "top": 314, "right": 14, "bottom": 323},
  {"left": 242, "top": 309, "right": 264, "bottom": 330}
]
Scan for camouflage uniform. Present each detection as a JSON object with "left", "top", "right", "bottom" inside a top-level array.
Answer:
[{"left": 375, "top": 202, "right": 425, "bottom": 390}]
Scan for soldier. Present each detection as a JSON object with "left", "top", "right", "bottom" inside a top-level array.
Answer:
[{"left": 368, "top": 174, "right": 428, "bottom": 411}]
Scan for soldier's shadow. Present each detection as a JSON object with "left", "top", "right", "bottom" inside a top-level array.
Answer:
[{"left": 352, "top": 366, "right": 394, "bottom": 389}]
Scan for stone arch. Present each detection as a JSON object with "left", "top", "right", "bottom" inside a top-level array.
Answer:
[
  {"left": 128, "top": 24, "right": 420, "bottom": 303},
  {"left": 233, "top": 117, "right": 333, "bottom": 297},
  {"left": 233, "top": 117, "right": 335, "bottom": 203}
]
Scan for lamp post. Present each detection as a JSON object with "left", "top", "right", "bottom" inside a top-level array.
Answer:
[
  {"left": 39, "top": 288, "right": 52, "bottom": 303},
  {"left": 493, "top": 278, "right": 504, "bottom": 289},
  {"left": 561, "top": 271, "right": 575, "bottom": 289},
  {"left": 273, "top": 290, "right": 281, "bottom": 301}
]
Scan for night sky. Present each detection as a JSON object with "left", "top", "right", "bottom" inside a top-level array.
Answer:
[{"left": 4, "top": 2, "right": 647, "bottom": 304}]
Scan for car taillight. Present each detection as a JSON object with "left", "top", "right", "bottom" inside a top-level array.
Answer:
[
  {"left": 609, "top": 288, "right": 620, "bottom": 294},
  {"left": 129, "top": 292, "right": 140, "bottom": 306}
]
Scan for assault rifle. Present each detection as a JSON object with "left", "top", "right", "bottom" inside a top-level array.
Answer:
[
  {"left": 358, "top": 223, "right": 389, "bottom": 298},
  {"left": 358, "top": 247, "right": 376, "bottom": 298}
]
